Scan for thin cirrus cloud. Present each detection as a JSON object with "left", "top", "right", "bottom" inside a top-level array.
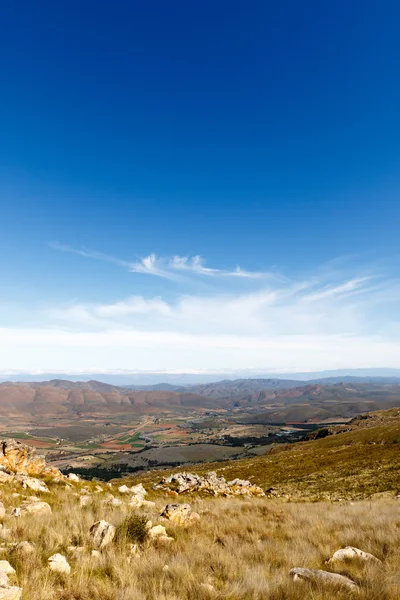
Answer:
[{"left": 49, "top": 243, "right": 270, "bottom": 280}]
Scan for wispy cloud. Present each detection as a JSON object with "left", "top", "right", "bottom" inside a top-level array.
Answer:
[{"left": 50, "top": 243, "right": 271, "bottom": 280}]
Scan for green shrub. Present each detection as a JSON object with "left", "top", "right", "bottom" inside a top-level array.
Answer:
[{"left": 115, "top": 514, "right": 148, "bottom": 544}]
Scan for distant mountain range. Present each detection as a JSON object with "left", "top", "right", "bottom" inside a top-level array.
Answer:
[
  {"left": 2, "top": 377, "right": 400, "bottom": 423},
  {"left": 2, "top": 367, "right": 400, "bottom": 386}
]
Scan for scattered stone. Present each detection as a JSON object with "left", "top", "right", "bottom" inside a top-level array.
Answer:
[
  {"left": 328, "top": 546, "right": 382, "bottom": 565},
  {"left": 118, "top": 485, "right": 130, "bottom": 494},
  {"left": 148, "top": 525, "right": 174, "bottom": 543},
  {"left": 48, "top": 553, "right": 71, "bottom": 575},
  {"left": 155, "top": 471, "right": 265, "bottom": 497},
  {"left": 130, "top": 484, "right": 147, "bottom": 499},
  {"left": 0, "top": 527, "right": 11, "bottom": 541},
  {"left": 0, "top": 570, "right": 8, "bottom": 587},
  {"left": 89, "top": 520, "right": 116, "bottom": 549},
  {"left": 79, "top": 495, "right": 92, "bottom": 507},
  {"left": 10, "top": 509, "right": 20, "bottom": 518},
  {"left": 160, "top": 503, "right": 200, "bottom": 526},
  {"left": 107, "top": 497, "right": 123, "bottom": 507},
  {"left": 0, "top": 587, "right": 23, "bottom": 599},
  {"left": 67, "top": 473, "right": 80, "bottom": 482},
  {"left": 14, "top": 475, "right": 49, "bottom": 494},
  {"left": 19, "top": 501, "right": 52, "bottom": 515},
  {"left": 290, "top": 568, "right": 358, "bottom": 592},
  {"left": 0, "top": 562, "right": 15, "bottom": 576},
  {"left": 10, "top": 541, "right": 35, "bottom": 555}
]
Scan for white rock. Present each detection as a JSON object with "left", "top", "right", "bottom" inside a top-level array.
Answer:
[
  {"left": 0, "top": 561, "right": 15, "bottom": 575},
  {"left": 118, "top": 485, "right": 130, "bottom": 494},
  {"left": 89, "top": 520, "right": 116, "bottom": 549},
  {"left": 0, "top": 569, "right": 8, "bottom": 586},
  {"left": 107, "top": 497, "right": 123, "bottom": 507},
  {"left": 79, "top": 495, "right": 92, "bottom": 507},
  {"left": 290, "top": 568, "right": 358, "bottom": 592},
  {"left": 48, "top": 553, "right": 71, "bottom": 575},
  {"left": 148, "top": 525, "right": 174, "bottom": 543},
  {"left": 67, "top": 473, "right": 80, "bottom": 482},
  {"left": 14, "top": 475, "right": 49, "bottom": 494},
  {"left": 11, "top": 509, "right": 20, "bottom": 518},
  {"left": 328, "top": 546, "right": 382, "bottom": 565},
  {"left": 10, "top": 541, "right": 35, "bottom": 555},
  {"left": 0, "top": 527, "right": 11, "bottom": 541},
  {"left": 0, "top": 587, "right": 23, "bottom": 600},
  {"left": 20, "top": 501, "right": 51, "bottom": 515},
  {"left": 130, "top": 484, "right": 147, "bottom": 499}
]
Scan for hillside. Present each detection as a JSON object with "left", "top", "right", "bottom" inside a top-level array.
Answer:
[
  {"left": 0, "top": 428, "right": 397, "bottom": 599},
  {"left": 134, "top": 408, "right": 400, "bottom": 501}
]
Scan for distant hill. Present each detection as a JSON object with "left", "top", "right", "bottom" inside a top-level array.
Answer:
[{"left": 1, "top": 379, "right": 400, "bottom": 422}]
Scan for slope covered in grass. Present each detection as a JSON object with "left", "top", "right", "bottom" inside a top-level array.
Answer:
[{"left": 135, "top": 408, "right": 400, "bottom": 500}]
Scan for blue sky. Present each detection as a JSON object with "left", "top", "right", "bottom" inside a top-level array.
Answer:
[{"left": 1, "top": 1, "right": 400, "bottom": 373}]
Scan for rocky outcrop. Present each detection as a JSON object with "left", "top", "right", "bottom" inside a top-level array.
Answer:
[
  {"left": 160, "top": 503, "right": 200, "bottom": 526},
  {"left": 290, "top": 568, "right": 358, "bottom": 592},
  {"left": 0, "top": 440, "right": 61, "bottom": 479},
  {"left": 90, "top": 520, "right": 116, "bottom": 549},
  {"left": 155, "top": 471, "right": 265, "bottom": 497}
]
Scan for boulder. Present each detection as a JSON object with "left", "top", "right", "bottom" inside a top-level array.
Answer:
[
  {"left": 0, "top": 562, "right": 15, "bottom": 576},
  {"left": 290, "top": 568, "right": 358, "bottom": 592},
  {"left": 0, "top": 439, "right": 61, "bottom": 479},
  {"left": 148, "top": 525, "right": 174, "bottom": 543},
  {"left": 0, "top": 587, "right": 23, "bottom": 600},
  {"left": 10, "top": 541, "right": 35, "bottom": 555},
  {"left": 160, "top": 503, "right": 200, "bottom": 526},
  {"left": 130, "top": 484, "right": 147, "bottom": 499},
  {"left": 89, "top": 520, "right": 116, "bottom": 549},
  {"left": 118, "top": 485, "right": 130, "bottom": 494},
  {"left": 0, "top": 570, "right": 8, "bottom": 587},
  {"left": 106, "top": 497, "right": 123, "bottom": 507},
  {"left": 67, "top": 473, "right": 80, "bottom": 482},
  {"left": 19, "top": 501, "right": 51, "bottom": 515},
  {"left": 14, "top": 475, "right": 49, "bottom": 494},
  {"left": 328, "top": 546, "right": 382, "bottom": 565},
  {"left": 48, "top": 553, "right": 71, "bottom": 575}
]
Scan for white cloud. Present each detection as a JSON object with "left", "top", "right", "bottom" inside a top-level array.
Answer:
[
  {"left": 50, "top": 243, "right": 271, "bottom": 280},
  {"left": 4, "top": 252, "right": 400, "bottom": 371}
]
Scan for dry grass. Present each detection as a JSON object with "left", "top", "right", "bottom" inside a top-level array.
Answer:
[{"left": 0, "top": 478, "right": 398, "bottom": 599}]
